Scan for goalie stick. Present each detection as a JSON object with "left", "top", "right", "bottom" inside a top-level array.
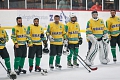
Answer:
[
  {"left": 78, "top": 55, "right": 98, "bottom": 71},
  {"left": 77, "top": 58, "right": 91, "bottom": 72}
]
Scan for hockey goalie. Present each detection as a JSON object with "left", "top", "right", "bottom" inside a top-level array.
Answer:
[{"left": 85, "top": 11, "right": 110, "bottom": 66}]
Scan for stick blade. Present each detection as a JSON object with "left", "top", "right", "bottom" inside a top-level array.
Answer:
[{"left": 90, "top": 67, "right": 98, "bottom": 71}]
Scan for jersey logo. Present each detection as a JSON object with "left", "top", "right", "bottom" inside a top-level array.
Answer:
[
  {"left": 69, "top": 31, "right": 78, "bottom": 34},
  {"left": 52, "top": 32, "right": 62, "bottom": 35},
  {"left": 59, "top": 26, "right": 62, "bottom": 29},
  {"left": 17, "top": 35, "right": 26, "bottom": 38},
  {"left": 93, "top": 27, "right": 103, "bottom": 30},
  {"left": 118, "top": 18, "right": 120, "bottom": 22},
  {"left": 32, "top": 34, "right": 40, "bottom": 37},
  {"left": 100, "top": 21, "right": 104, "bottom": 24},
  {"left": 112, "top": 24, "right": 120, "bottom": 28},
  {"left": 16, "top": 30, "right": 19, "bottom": 32},
  {"left": 76, "top": 25, "right": 79, "bottom": 28}
]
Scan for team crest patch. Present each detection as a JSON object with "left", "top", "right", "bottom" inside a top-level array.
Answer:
[
  {"left": 100, "top": 21, "right": 104, "bottom": 24},
  {"left": 76, "top": 25, "right": 79, "bottom": 28},
  {"left": 59, "top": 26, "right": 62, "bottom": 29},
  {"left": 16, "top": 30, "right": 19, "bottom": 32},
  {"left": 118, "top": 18, "right": 120, "bottom": 22}
]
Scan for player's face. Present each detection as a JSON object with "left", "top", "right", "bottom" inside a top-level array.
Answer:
[
  {"left": 54, "top": 17, "right": 60, "bottom": 23},
  {"left": 17, "top": 19, "right": 22, "bottom": 26},
  {"left": 71, "top": 17, "right": 76, "bottom": 22},
  {"left": 34, "top": 19, "right": 39, "bottom": 26},
  {"left": 92, "top": 13, "right": 98, "bottom": 19},
  {"left": 110, "top": 11, "right": 116, "bottom": 17}
]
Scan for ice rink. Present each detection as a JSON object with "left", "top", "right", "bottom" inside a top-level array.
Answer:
[{"left": 0, "top": 30, "right": 120, "bottom": 80}]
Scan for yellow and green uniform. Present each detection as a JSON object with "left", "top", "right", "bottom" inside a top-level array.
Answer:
[
  {"left": 0, "top": 28, "right": 8, "bottom": 49},
  {"left": 27, "top": 24, "right": 46, "bottom": 67},
  {"left": 46, "top": 22, "right": 66, "bottom": 45},
  {"left": 0, "top": 28, "right": 11, "bottom": 70},
  {"left": 106, "top": 16, "right": 120, "bottom": 59},
  {"left": 11, "top": 25, "right": 27, "bottom": 45},
  {"left": 65, "top": 22, "right": 81, "bottom": 44},
  {"left": 11, "top": 25, "right": 27, "bottom": 70},
  {"left": 46, "top": 22, "right": 66, "bottom": 65},
  {"left": 27, "top": 24, "right": 45, "bottom": 45},
  {"left": 65, "top": 22, "right": 81, "bottom": 63},
  {"left": 86, "top": 18, "right": 107, "bottom": 38}
]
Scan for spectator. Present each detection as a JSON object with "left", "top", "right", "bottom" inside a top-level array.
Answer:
[
  {"left": 58, "top": 0, "right": 70, "bottom": 9},
  {"left": 90, "top": 2, "right": 102, "bottom": 11},
  {"left": 72, "top": 0, "right": 79, "bottom": 10},
  {"left": 87, "top": 0, "right": 96, "bottom": 9}
]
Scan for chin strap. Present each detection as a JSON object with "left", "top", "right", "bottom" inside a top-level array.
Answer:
[{"left": 92, "top": 17, "right": 99, "bottom": 21}]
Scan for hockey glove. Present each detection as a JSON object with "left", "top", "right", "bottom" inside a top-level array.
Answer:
[
  {"left": 40, "top": 33, "right": 44, "bottom": 38},
  {"left": 43, "top": 40, "right": 49, "bottom": 54},
  {"left": 0, "top": 37, "right": 6, "bottom": 44},
  {"left": 48, "top": 35, "right": 54, "bottom": 42},
  {"left": 78, "top": 37, "right": 83, "bottom": 45},
  {"left": 63, "top": 39, "right": 68, "bottom": 47}
]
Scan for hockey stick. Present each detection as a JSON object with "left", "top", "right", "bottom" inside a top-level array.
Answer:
[
  {"left": 0, "top": 61, "right": 17, "bottom": 80},
  {"left": 77, "top": 58, "right": 91, "bottom": 72},
  {"left": 77, "top": 55, "right": 98, "bottom": 71},
  {"left": 0, "top": 61, "right": 8, "bottom": 72}
]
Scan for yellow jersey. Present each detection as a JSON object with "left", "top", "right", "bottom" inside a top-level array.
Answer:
[
  {"left": 86, "top": 18, "right": 107, "bottom": 38},
  {"left": 0, "top": 28, "right": 8, "bottom": 49},
  {"left": 11, "top": 25, "right": 27, "bottom": 45},
  {"left": 106, "top": 16, "right": 120, "bottom": 37},
  {"left": 65, "top": 22, "right": 81, "bottom": 44},
  {"left": 46, "top": 22, "right": 66, "bottom": 45},
  {"left": 27, "top": 24, "right": 45, "bottom": 45}
]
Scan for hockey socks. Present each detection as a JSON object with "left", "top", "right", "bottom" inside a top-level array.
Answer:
[
  {"left": 4, "top": 58, "right": 11, "bottom": 70},
  {"left": 49, "top": 56, "right": 54, "bottom": 65},
  {"left": 67, "top": 49, "right": 74, "bottom": 61},
  {"left": 14, "top": 57, "right": 21, "bottom": 69},
  {"left": 55, "top": 55, "right": 61, "bottom": 64},
  {"left": 111, "top": 46, "right": 116, "bottom": 58},
  {"left": 36, "top": 57, "right": 41, "bottom": 66},
  {"left": 73, "top": 48, "right": 78, "bottom": 60},
  {"left": 19, "top": 58, "right": 25, "bottom": 68},
  {"left": 29, "top": 58, "right": 34, "bottom": 66}
]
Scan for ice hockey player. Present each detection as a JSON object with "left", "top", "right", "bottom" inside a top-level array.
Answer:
[
  {"left": 65, "top": 13, "right": 83, "bottom": 68},
  {"left": 46, "top": 15, "right": 66, "bottom": 70},
  {"left": 85, "top": 11, "right": 110, "bottom": 66},
  {"left": 0, "top": 25, "right": 17, "bottom": 79},
  {"left": 11, "top": 17, "right": 27, "bottom": 75},
  {"left": 27, "top": 18, "right": 49, "bottom": 72},
  {"left": 106, "top": 9, "right": 120, "bottom": 62}
]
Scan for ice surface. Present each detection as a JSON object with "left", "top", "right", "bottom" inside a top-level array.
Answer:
[{"left": 0, "top": 30, "right": 120, "bottom": 80}]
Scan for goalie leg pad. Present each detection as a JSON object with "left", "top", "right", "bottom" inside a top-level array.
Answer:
[
  {"left": 86, "top": 35, "right": 99, "bottom": 65},
  {"left": 99, "top": 41, "right": 110, "bottom": 64}
]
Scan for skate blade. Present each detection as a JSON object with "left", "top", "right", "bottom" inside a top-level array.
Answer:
[
  {"left": 50, "top": 68, "right": 54, "bottom": 71},
  {"left": 73, "top": 65, "right": 79, "bottom": 68},
  {"left": 41, "top": 72, "right": 47, "bottom": 76},
  {"left": 55, "top": 67, "right": 62, "bottom": 70},
  {"left": 67, "top": 66, "right": 73, "bottom": 68}
]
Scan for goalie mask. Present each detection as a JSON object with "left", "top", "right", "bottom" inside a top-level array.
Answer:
[
  {"left": 92, "top": 11, "right": 99, "bottom": 21},
  {"left": 69, "top": 13, "right": 77, "bottom": 22}
]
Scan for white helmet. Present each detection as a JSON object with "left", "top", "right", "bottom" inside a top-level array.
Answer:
[{"left": 69, "top": 13, "right": 76, "bottom": 18}]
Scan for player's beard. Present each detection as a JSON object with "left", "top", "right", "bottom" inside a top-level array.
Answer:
[
  {"left": 18, "top": 23, "right": 22, "bottom": 27},
  {"left": 111, "top": 15, "right": 115, "bottom": 18},
  {"left": 55, "top": 21, "right": 59, "bottom": 24},
  {"left": 34, "top": 23, "right": 38, "bottom": 26}
]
